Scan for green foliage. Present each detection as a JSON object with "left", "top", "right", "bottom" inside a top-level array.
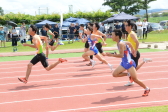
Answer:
[
  {"left": 162, "top": 12, "right": 168, "bottom": 17},
  {"left": 103, "top": 0, "right": 143, "bottom": 15},
  {"left": 151, "top": 13, "right": 160, "bottom": 17},
  {"left": 0, "top": 10, "right": 112, "bottom": 25},
  {"left": 148, "top": 16, "right": 168, "bottom": 23},
  {"left": 0, "top": 7, "right": 4, "bottom": 16}
]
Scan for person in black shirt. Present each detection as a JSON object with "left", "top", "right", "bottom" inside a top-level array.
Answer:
[
  {"left": 53, "top": 24, "right": 59, "bottom": 43},
  {"left": 68, "top": 23, "right": 76, "bottom": 44},
  {"left": 75, "top": 23, "right": 80, "bottom": 42},
  {"left": 121, "top": 21, "right": 128, "bottom": 40}
]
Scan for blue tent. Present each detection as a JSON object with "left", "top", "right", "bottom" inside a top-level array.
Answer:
[
  {"left": 76, "top": 18, "right": 90, "bottom": 25},
  {"left": 35, "top": 20, "right": 57, "bottom": 28},
  {"left": 62, "top": 21, "right": 72, "bottom": 27},
  {"left": 103, "top": 12, "right": 139, "bottom": 23},
  {"left": 65, "top": 17, "right": 78, "bottom": 22}
]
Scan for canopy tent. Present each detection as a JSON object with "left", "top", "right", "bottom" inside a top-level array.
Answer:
[
  {"left": 35, "top": 20, "right": 57, "bottom": 28},
  {"left": 103, "top": 12, "right": 139, "bottom": 23},
  {"left": 63, "top": 17, "right": 90, "bottom": 27},
  {"left": 7, "top": 21, "right": 17, "bottom": 27}
]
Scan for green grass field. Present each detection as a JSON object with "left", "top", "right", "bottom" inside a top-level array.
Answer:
[
  {"left": 103, "top": 105, "right": 168, "bottom": 112},
  {"left": 148, "top": 16, "right": 168, "bottom": 23},
  {"left": 0, "top": 31, "right": 168, "bottom": 53},
  {"left": 0, "top": 48, "right": 167, "bottom": 62}
]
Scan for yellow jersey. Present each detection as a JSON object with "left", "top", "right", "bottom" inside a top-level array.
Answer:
[{"left": 127, "top": 31, "right": 137, "bottom": 50}]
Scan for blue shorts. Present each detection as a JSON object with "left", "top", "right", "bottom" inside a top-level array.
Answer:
[
  {"left": 90, "top": 47, "right": 98, "bottom": 55},
  {"left": 120, "top": 60, "right": 136, "bottom": 70}
]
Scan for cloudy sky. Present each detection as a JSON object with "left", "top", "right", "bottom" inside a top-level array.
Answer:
[{"left": 1, "top": 0, "right": 167, "bottom": 15}]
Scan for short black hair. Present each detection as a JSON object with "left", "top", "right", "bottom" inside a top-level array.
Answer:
[
  {"left": 87, "top": 26, "right": 93, "bottom": 33},
  {"left": 30, "top": 25, "right": 37, "bottom": 33},
  {"left": 89, "top": 23, "right": 93, "bottom": 27},
  {"left": 113, "top": 29, "right": 122, "bottom": 39},
  {"left": 80, "top": 24, "right": 84, "bottom": 27},
  {"left": 45, "top": 23, "right": 50, "bottom": 29},
  {"left": 93, "top": 23, "right": 100, "bottom": 30},
  {"left": 126, "top": 20, "right": 135, "bottom": 29}
]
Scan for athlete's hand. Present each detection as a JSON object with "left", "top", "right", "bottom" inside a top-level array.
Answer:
[
  {"left": 133, "top": 51, "right": 137, "bottom": 57},
  {"left": 102, "top": 43, "right": 107, "bottom": 46},
  {"left": 106, "top": 52, "right": 112, "bottom": 56},
  {"left": 22, "top": 43, "right": 28, "bottom": 46}
]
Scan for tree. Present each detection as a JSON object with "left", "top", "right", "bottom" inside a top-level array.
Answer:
[
  {"left": 162, "top": 12, "right": 168, "bottom": 17},
  {"left": 0, "top": 7, "right": 4, "bottom": 16},
  {"left": 102, "top": 0, "right": 143, "bottom": 15},
  {"left": 151, "top": 13, "right": 160, "bottom": 17},
  {"left": 141, "top": 0, "right": 157, "bottom": 21}
]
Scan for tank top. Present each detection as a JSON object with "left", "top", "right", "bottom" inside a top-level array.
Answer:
[
  {"left": 32, "top": 37, "right": 43, "bottom": 54},
  {"left": 47, "top": 30, "right": 53, "bottom": 39},
  {"left": 117, "top": 40, "right": 133, "bottom": 64},
  {"left": 127, "top": 31, "right": 136, "bottom": 50},
  {"left": 93, "top": 30, "right": 102, "bottom": 43},
  {"left": 87, "top": 35, "right": 97, "bottom": 49}
]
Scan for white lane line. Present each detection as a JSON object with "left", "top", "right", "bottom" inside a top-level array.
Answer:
[
  {"left": 0, "top": 63, "right": 168, "bottom": 74},
  {"left": 0, "top": 70, "right": 168, "bottom": 86},
  {"left": 0, "top": 77, "right": 168, "bottom": 94},
  {"left": 0, "top": 52, "right": 167, "bottom": 66},
  {"left": 1, "top": 87, "right": 168, "bottom": 105},
  {"left": 50, "top": 100, "right": 168, "bottom": 112},
  {"left": 0, "top": 59, "right": 167, "bottom": 70}
]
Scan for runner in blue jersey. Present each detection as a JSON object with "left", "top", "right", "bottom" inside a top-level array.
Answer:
[
  {"left": 79, "top": 26, "right": 112, "bottom": 71},
  {"left": 106, "top": 29, "right": 150, "bottom": 96}
]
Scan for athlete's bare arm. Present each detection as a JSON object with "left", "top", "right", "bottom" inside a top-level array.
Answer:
[{"left": 106, "top": 43, "right": 125, "bottom": 58}]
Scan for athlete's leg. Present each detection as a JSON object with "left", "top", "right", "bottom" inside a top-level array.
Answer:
[
  {"left": 128, "top": 66, "right": 147, "bottom": 89},
  {"left": 112, "top": 65, "right": 127, "bottom": 77},
  {"left": 25, "top": 63, "right": 33, "bottom": 80},
  {"left": 82, "top": 50, "right": 95, "bottom": 61}
]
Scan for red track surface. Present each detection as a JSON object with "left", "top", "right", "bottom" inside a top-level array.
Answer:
[{"left": 0, "top": 51, "right": 168, "bottom": 112}]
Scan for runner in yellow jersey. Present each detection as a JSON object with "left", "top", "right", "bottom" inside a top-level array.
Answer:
[
  {"left": 124, "top": 20, "right": 152, "bottom": 86},
  {"left": 18, "top": 25, "right": 67, "bottom": 84}
]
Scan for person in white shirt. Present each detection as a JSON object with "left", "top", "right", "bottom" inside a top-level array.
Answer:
[
  {"left": 142, "top": 18, "right": 148, "bottom": 39},
  {"left": 19, "top": 25, "right": 27, "bottom": 43},
  {"left": 136, "top": 19, "right": 143, "bottom": 39}
]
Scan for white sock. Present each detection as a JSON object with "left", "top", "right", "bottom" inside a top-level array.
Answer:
[
  {"left": 127, "top": 72, "right": 131, "bottom": 77},
  {"left": 107, "top": 63, "right": 111, "bottom": 67},
  {"left": 90, "top": 59, "right": 94, "bottom": 63},
  {"left": 145, "top": 87, "right": 150, "bottom": 90}
]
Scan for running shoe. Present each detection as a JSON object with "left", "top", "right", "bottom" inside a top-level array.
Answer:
[
  {"left": 58, "top": 42, "right": 64, "bottom": 45},
  {"left": 59, "top": 58, "right": 67, "bottom": 63},
  {"left": 18, "top": 77, "right": 27, "bottom": 84},
  {"left": 142, "top": 89, "right": 150, "bottom": 96},
  {"left": 86, "top": 62, "right": 92, "bottom": 66},
  {"left": 124, "top": 82, "right": 134, "bottom": 86},
  {"left": 143, "top": 58, "right": 152, "bottom": 63},
  {"left": 91, "top": 60, "right": 96, "bottom": 68},
  {"left": 109, "top": 64, "right": 113, "bottom": 71}
]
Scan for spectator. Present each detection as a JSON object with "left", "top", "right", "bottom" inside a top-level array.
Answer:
[
  {"left": 99, "top": 23, "right": 106, "bottom": 33},
  {"left": 3, "top": 26, "right": 8, "bottom": 42},
  {"left": 53, "top": 24, "right": 59, "bottom": 43},
  {"left": 40, "top": 25, "right": 47, "bottom": 36},
  {"left": 115, "top": 21, "right": 121, "bottom": 30},
  {"left": 75, "top": 23, "right": 80, "bottom": 42},
  {"left": 50, "top": 25, "right": 54, "bottom": 32},
  {"left": 11, "top": 26, "right": 18, "bottom": 46},
  {"left": 19, "top": 25, "right": 27, "bottom": 44},
  {"left": 136, "top": 18, "right": 143, "bottom": 39},
  {"left": 68, "top": 23, "right": 76, "bottom": 44},
  {"left": 8, "top": 30, "right": 12, "bottom": 41},
  {"left": 0, "top": 26, "right": 6, "bottom": 47},
  {"left": 121, "top": 21, "right": 128, "bottom": 40},
  {"left": 142, "top": 18, "right": 148, "bottom": 39}
]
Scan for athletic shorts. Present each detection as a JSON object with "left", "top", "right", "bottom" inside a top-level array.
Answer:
[
  {"left": 131, "top": 51, "right": 140, "bottom": 67},
  {"left": 30, "top": 53, "right": 49, "bottom": 68},
  {"left": 85, "top": 41, "right": 89, "bottom": 48},
  {"left": 90, "top": 47, "right": 98, "bottom": 55},
  {"left": 49, "top": 39, "right": 55, "bottom": 46},
  {"left": 54, "top": 33, "right": 59, "bottom": 38},
  {"left": 69, "top": 34, "right": 74, "bottom": 39},
  {"left": 120, "top": 60, "right": 136, "bottom": 70},
  {"left": 96, "top": 42, "right": 103, "bottom": 54}
]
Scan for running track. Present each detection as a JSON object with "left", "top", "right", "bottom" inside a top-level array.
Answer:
[{"left": 0, "top": 51, "right": 168, "bottom": 112}]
